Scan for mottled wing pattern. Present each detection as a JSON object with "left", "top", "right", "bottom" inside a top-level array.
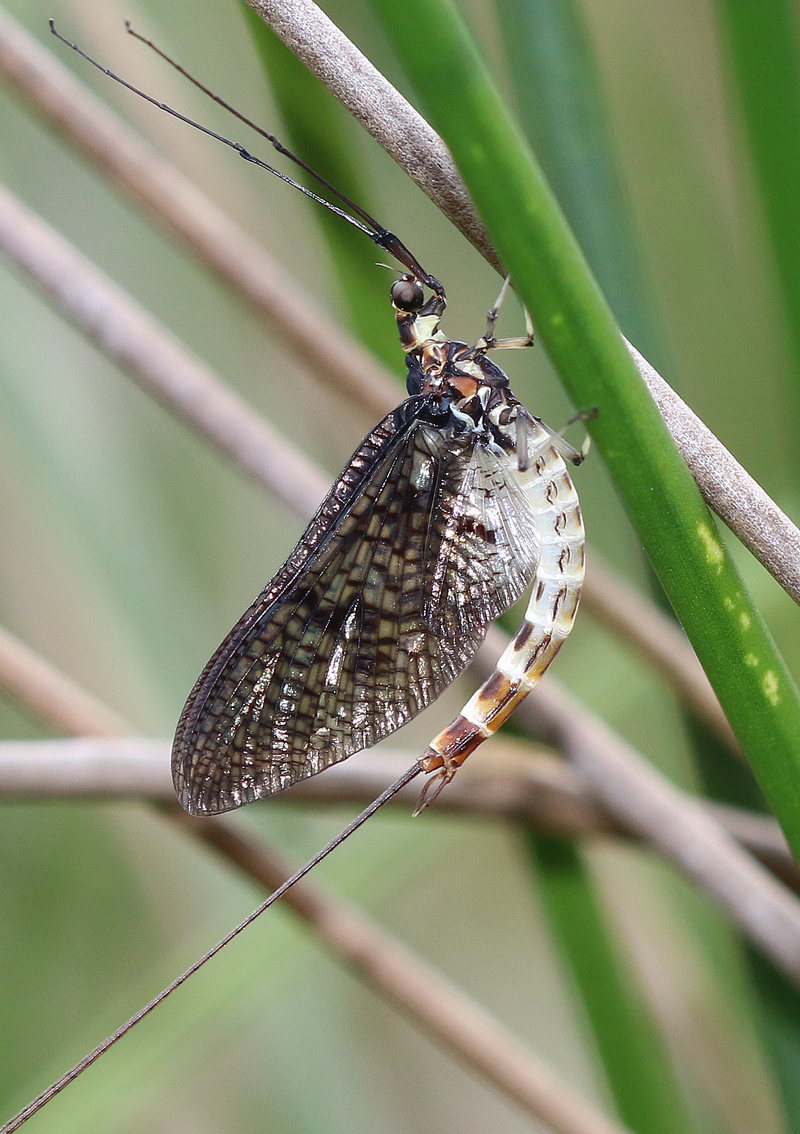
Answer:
[
  {"left": 424, "top": 442, "right": 541, "bottom": 637},
  {"left": 173, "top": 404, "right": 539, "bottom": 815}
]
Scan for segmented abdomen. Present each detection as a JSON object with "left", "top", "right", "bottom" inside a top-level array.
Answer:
[{"left": 420, "top": 420, "right": 584, "bottom": 777}]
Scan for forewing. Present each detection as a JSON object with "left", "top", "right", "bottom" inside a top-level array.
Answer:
[
  {"left": 424, "top": 442, "right": 541, "bottom": 637},
  {"left": 172, "top": 407, "right": 493, "bottom": 815}
]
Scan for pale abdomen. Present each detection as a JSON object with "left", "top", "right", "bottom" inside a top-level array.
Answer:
[{"left": 420, "top": 422, "right": 584, "bottom": 778}]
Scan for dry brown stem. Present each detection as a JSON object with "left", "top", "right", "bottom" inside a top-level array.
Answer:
[
  {"left": 492, "top": 657, "right": 800, "bottom": 984},
  {"left": 0, "top": 624, "right": 132, "bottom": 737},
  {"left": 247, "top": 0, "right": 500, "bottom": 268},
  {"left": 0, "top": 180, "right": 328, "bottom": 519},
  {"left": 583, "top": 554, "right": 737, "bottom": 750},
  {"left": 1, "top": 736, "right": 795, "bottom": 890},
  {"left": 171, "top": 804, "right": 629, "bottom": 1134}
]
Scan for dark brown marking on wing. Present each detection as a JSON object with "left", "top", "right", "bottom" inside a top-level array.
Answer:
[
  {"left": 172, "top": 404, "right": 532, "bottom": 815},
  {"left": 423, "top": 443, "right": 540, "bottom": 638}
]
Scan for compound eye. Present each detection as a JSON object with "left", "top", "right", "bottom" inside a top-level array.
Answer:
[{"left": 391, "top": 278, "right": 425, "bottom": 312}]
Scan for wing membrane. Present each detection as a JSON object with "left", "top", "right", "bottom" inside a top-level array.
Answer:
[
  {"left": 173, "top": 404, "right": 540, "bottom": 815},
  {"left": 424, "top": 442, "right": 541, "bottom": 637}
]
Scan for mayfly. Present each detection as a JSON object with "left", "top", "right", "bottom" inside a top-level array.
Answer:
[
  {"left": 2, "top": 24, "right": 586, "bottom": 1132},
  {"left": 172, "top": 257, "right": 585, "bottom": 810},
  {"left": 173, "top": 263, "right": 586, "bottom": 814}
]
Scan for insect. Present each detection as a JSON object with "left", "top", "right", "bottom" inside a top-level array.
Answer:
[
  {"left": 173, "top": 267, "right": 586, "bottom": 816},
  {"left": 0, "top": 26, "right": 588, "bottom": 1132}
]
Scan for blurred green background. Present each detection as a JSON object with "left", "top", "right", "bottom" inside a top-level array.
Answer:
[{"left": 1, "top": 0, "right": 800, "bottom": 1131}]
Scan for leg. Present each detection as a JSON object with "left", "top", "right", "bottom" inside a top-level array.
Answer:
[
  {"left": 541, "top": 407, "right": 598, "bottom": 466},
  {"left": 476, "top": 277, "right": 535, "bottom": 352}
]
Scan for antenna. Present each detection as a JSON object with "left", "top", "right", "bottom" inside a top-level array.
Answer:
[{"left": 48, "top": 21, "right": 444, "bottom": 299}]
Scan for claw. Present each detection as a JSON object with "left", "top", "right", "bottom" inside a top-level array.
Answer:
[{"left": 413, "top": 752, "right": 460, "bottom": 815}]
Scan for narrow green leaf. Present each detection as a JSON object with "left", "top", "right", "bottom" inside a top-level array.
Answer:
[
  {"left": 528, "top": 833, "right": 698, "bottom": 1134},
  {"left": 497, "top": 0, "right": 656, "bottom": 350},
  {"left": 495, "top": 9, "right": 711, "bottom": 1124},
  {"left": 373, "top": 0, "right": 800, "bottom": 863},
  {"left": 689, "top": 713, "right": 800, "bottom": 1129},
  {"left": 748, "top": 948, "right": 800, "bottom": 1134},
  {"left": 714, "top": 0, "right": 800, "bottom": 437}
]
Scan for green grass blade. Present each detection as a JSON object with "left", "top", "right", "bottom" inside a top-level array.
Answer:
[
  {"left": 373, "top": 0, "right": 800, "bottom": 862},
  {"left": 748, "top": 948, "right": 800, "bottom": 1133},
  {"left": 496, "top": 13, "right": 700, "bottom": 1122},
  {"left": 503, "top": 3, "right": 793, "bottom": 1119},
  {"left": 527, "top": 833, "right": 698, "bottom": 1134},
  {"left": 497, "top": 0, "right": 656, "bottom": 350},
  {"left": 688, "top": 712, "right": 800, "bottom": 1128},
  {"left": 714, "top": 0, "right": 800, "bottom": 432}
]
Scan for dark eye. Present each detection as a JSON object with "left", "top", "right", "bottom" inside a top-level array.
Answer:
[{"left": 391, "top": 278, "right": 425, "bottom": 312}]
